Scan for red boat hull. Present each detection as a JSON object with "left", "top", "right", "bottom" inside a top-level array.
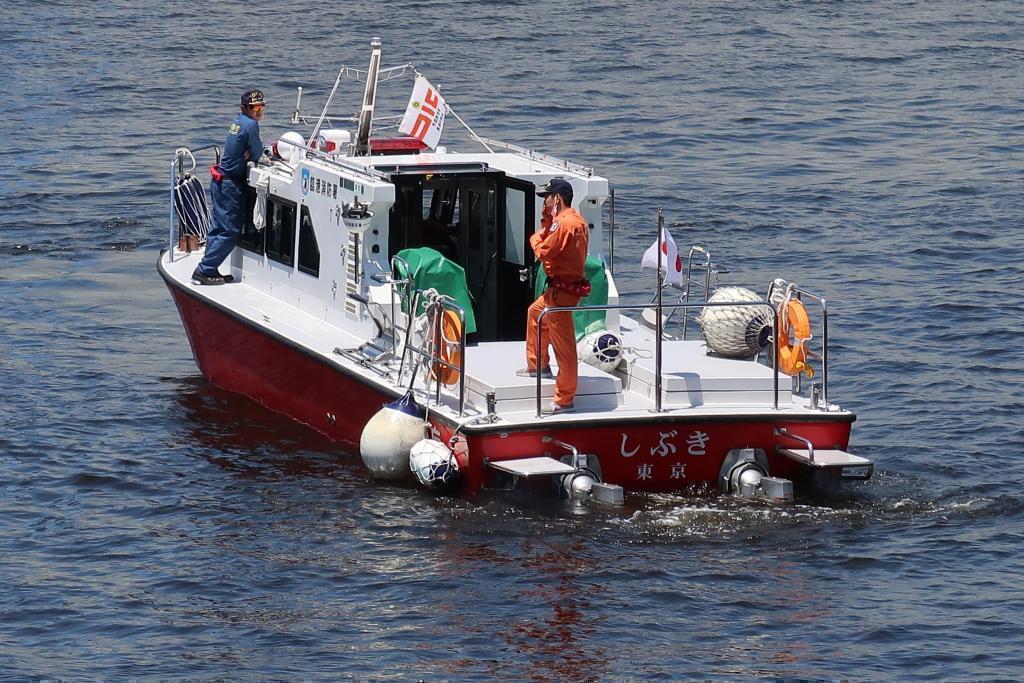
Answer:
[
  {"left": 166, "top": 276, "right": 854, "bottom": 495},
  {"left": 440, "top": 418, "right": 851, "bottom": 494}
]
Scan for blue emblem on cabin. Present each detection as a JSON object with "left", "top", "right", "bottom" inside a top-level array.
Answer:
[{"left": 301, "top": 167, "right": 310, "bottom": 196}]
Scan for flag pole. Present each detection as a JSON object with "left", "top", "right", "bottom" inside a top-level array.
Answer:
[{"left": 655, "top": 206, "right": 664, "bottom": 412}]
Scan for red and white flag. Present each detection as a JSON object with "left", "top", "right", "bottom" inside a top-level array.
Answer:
[
  {"left": 398, "top": 76, "right": 446, "bottom": 150},
  {"left": 641, "top": 227, "right": 684, "bottom": 285}
]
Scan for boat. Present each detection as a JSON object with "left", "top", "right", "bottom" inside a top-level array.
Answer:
[{"left": 159, "top": 39, "right": 874, "bottom": 504}]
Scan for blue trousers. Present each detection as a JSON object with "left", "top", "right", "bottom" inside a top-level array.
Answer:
[{"left": 197, "top": 178, "right": 244, "bottom": 276}]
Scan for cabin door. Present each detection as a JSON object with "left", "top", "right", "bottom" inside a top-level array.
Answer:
[
  {"left": 496, "top": 177, "right": 536, "bottom": 341},
  {"left": 385, "top": 170, "right": 538, "bottom": 341}
]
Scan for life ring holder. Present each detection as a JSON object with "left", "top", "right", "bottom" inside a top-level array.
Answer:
[
  {"left": 776, "top": 288, "right": 814, "bottom": 378},
  {"left": 430, "top": 308, "right": 463, "bottom": 386}
]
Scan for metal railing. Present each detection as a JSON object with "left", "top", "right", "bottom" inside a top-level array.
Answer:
[
  {"left": 274, "top": 136, "right": 389, "bottom": 182},
  {"left": 608, "top": 188, "right": 615, "bottom": 275},
  {"left": 470, "top": 136, "right": 596, "bottom": 176},
  {"left": 680, "top": 246, "right": 712, "bottom": 340},
  {"left": 429, "top": 297, "right": 467, "bottom": 413},
  {"left": 784, "top": 287, "right": 829, "bottom": 405},
  {"left": 168, "top": 144, "right": 219, "bottom": 263},
  {"left": 397, "top": 295, "right": 468, "bottom": 416},
  {"left": 382, "top": 259, "right": 469, "bottom": 417},
  {"left": 346, "top": 277, "right": 468, "bottom": 416},
  {"left": 643, "top": 246, "right": 715, "bottom": 341},
  {"left": 534, "top": 297, "right": 831, "bottom": 418}
]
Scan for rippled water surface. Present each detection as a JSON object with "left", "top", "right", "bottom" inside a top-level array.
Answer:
[{"left": 2, "top": 1, "right": 1023, "bottom": 679}]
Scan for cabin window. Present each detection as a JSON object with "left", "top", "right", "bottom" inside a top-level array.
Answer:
[
  {"left": 297, "top": 206, "right": 320, "bottom": 277},
  {"left": 265, "top": 197, "right": 296, "bottom": 266},
  {"left": 422, "top": 185, "right": 460, "bottom": 261},
  {"left": 422, "top": 188, "right": 434, "bottom": 220},
  {"left": 504, "top": 186, "right": 526, "bottom": 265},
  {"left": 238, "top": 192, "right": 264, "bottom": 253}
]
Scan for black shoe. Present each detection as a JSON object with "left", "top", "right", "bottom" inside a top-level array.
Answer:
[
  {"left": 192, "top": 269, "right": 227, "bottom": 286},
  {"left": 516, "top": 366, "right": 554, "bottom": 379}
]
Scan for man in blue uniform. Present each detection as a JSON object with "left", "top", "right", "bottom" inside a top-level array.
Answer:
[{"left": 192, "top": 89, "right": 266, "bottom": 285}]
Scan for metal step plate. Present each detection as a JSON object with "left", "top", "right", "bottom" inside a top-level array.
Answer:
[
  {"left": 488, "top": 457, "right": 577, "bottom": 477},
  {"left": 778, "top": 448, "right": 873, "bottom": 479}
]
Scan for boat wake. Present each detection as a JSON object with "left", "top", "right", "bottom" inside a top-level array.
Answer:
[{"left": 614, "top": 475, "right": 1006, "bottom": 541}]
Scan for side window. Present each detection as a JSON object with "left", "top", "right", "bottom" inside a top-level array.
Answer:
[
  {"left": 239, "top": 196, "right": 264, "bottom": 253},
  {"left": 265, "top": 197, "right": 296, "bottom": 266},
  {"left": 504, "top": 186, "right": 526, "bottom": 265},
  {"left": 297, "top": 205, "right": 320, "bottom": 277}
]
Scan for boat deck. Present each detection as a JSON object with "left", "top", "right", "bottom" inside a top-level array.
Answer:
[{"left": 162, "top": 250, "right": 825, "bottom": 428}]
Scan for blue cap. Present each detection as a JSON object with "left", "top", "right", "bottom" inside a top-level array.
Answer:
[
  {"left": 241, "top": 89, "right": 265, "bottom": 107},
  {"left": 536, "top": 178, "right": 573, "bottom": 204}
]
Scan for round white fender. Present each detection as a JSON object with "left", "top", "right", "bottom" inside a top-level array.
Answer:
[
  {"left": 409, "top": 438, "right": 459, "bottom": 488},
  {"left": 698, "top": 286, "right": 773, "bottom": 358},
  {"left": 576, "top": 329, "right": 623, "bottom": 373},
  {"left": 359, "top": 392, "right": 425, "bottom": 479}
]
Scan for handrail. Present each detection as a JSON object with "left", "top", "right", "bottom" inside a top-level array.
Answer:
[
  {"left": 469, "top": 135, "right": 595, "bottom": 176},
  {"left": 168, "top": 145, "right": 220, "bottom": 263},
  {"left": 535, "top": 299, "right": 788, "bottom": 418},
  {"left": 275, "top": 136, "right": 389, "bottom": 182},
  {"left": 394, "top": 293, "right": 468, "bottom": 417},
  {"left": 431, "top": 297, "right": 467, "bottom": 415},
  {"left": 680, "top": 246, "right": 711, "bottom": 340},
  {"left": 774, "top": 427, "right": 815, "bottom": 463},
  {"left": 785, "top": 286, "right": 829, "bottom": 405},
  {"left": 388, "top": 255, "right": 470, "bottom": 415},
  {"left": 608, "top": 188, "right": 615, "bottom": 275},
  {"left": 168, "top": 158, "right": 175, "bottom": 262}
]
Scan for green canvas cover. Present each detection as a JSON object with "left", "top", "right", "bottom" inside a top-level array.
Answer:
[
  {"left": 394, "top": 247, "right": 478, "bottom": 334},
  {"left": 534, "top": 255, "right": 609, "bottom": 340}
]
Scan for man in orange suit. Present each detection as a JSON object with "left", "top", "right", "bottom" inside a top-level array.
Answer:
[{"left": 518, "top": 178, "right": 590, "bottom": 414}]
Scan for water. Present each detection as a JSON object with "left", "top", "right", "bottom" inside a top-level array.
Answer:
[{"left": 2, "top": 1, "right": 1023, "bottom": 679}]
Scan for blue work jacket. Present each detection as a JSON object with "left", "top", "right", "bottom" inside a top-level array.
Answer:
[{"left": 219, "top": 113, "right": 262, "bottom": 181}]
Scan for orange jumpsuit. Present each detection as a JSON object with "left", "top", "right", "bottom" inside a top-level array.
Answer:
[{"left": 526, "top": 206, "right": 590, "bottom": 407}]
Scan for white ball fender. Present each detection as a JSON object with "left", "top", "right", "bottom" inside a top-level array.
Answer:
[
  {"left": 409, "top": 438, "right": 459, "bottom": 488},
  {"left": 576, "top": 329, "right": 623, "bottom": 372},
  {"left": 359, "top": 393, "right": 425, "bottom": 479},
  {"left": 698, "top": 286, "right": 773, "bottom": 358}
]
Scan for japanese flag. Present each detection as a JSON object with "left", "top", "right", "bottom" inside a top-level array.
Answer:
[
  {"left": 641, "top": 227, "right": 684, "bottom": 285},
  {"left": 398, "top": 76, "right": 446, "bottom": 150}
]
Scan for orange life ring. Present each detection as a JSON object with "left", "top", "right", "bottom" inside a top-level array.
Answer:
[
  {"left": 430, "top": 309, "right": 463, "bottom": 386},
  {"left": 777, "top": 298, "right": 814, "bottom": 378}
]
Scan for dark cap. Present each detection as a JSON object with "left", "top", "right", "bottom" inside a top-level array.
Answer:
[
  {"left": 536, "top": 178, "right": 573, "bottom": 204},
  {"left": 241, "top": 89, "right": 265, "bottom": 107}
]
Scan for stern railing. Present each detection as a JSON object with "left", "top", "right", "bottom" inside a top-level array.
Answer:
[
  {"left": 534, "top": 297, "right": 831, "bottom": 418},
  {"left": 783, "top": 286, "right": 829, "bottom": 405}
]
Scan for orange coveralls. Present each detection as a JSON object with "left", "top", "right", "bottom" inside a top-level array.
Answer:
[{"left": 526, "top": 207, "right": 590, "bottom": 407}]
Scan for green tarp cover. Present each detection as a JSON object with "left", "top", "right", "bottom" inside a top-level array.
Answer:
[
  {"left": 394, "top": 247, "right": 477, "bottom": 334},
  {"left": 534, "top": 255, "right": 609, "bottom": 340}
]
